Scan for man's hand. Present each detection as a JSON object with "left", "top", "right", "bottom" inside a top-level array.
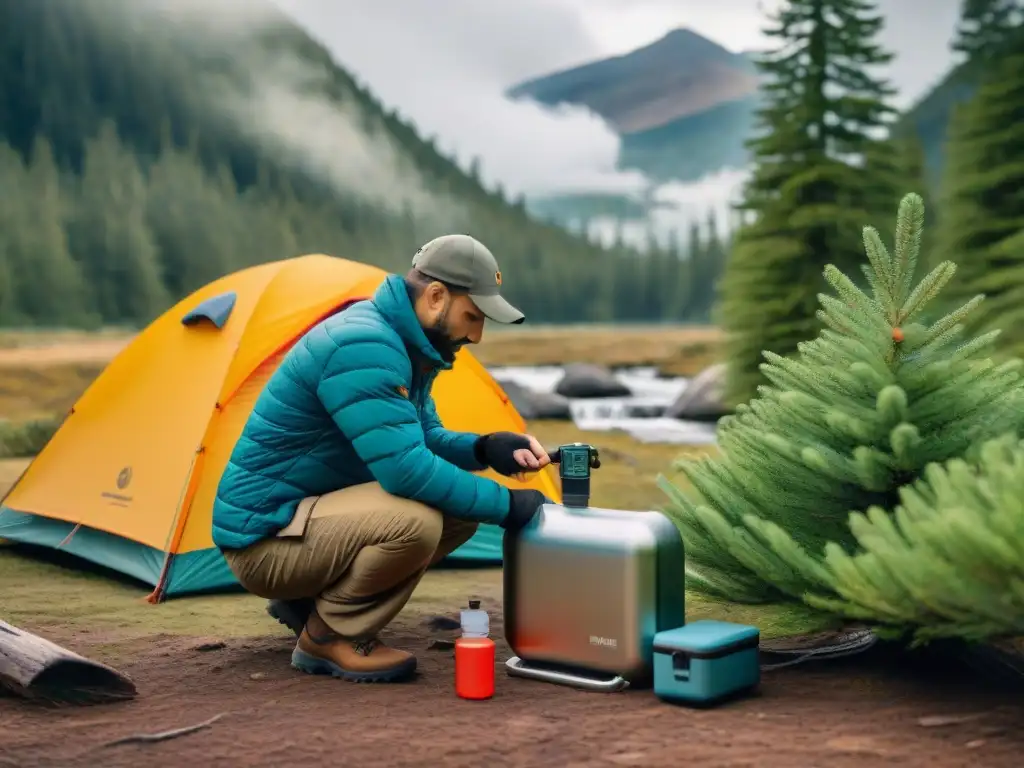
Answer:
[
  {"left": 476, "top": 432, "right": 551, "bottom": 480},
  {"left": 511, "top": 434, "right": 550, "bottom": 483},
  {"left": 501, "top": 489, "right": 549, "bottom": 531}
]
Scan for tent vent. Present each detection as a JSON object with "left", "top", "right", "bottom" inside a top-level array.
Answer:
[{"left": 181, "top": 292, "right": 237, "bottom": 329}]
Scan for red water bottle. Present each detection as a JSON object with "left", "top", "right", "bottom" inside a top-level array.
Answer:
[{"left": 455, "top": 599, "right": 495, "bottom": 700}]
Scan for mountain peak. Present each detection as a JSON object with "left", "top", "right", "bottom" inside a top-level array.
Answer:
[
  {"left": 609, "top": 26, "right": 743, "bottom": 69},
  {"left": 653, "top": 27, "right": 720, "bottom": 47},
  {"left": 506, "top": 26, "right": 758, "bottom": 134}
]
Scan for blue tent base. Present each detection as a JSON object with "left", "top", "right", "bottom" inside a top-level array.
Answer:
[{"left": 0, "top": 506, "right": 502, "bottom": 599}]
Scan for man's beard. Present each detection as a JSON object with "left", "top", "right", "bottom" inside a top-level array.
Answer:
[{"left": 423, "top": 302, "right": 469, "bottom": 362}]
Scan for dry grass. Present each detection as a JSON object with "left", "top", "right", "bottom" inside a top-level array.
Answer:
[
  {"left": 0, "top": 419, "right": 828, "bottom": 643},
  {"left": 0, "top": 420, "right": 696, "bottom": 507},
  {"left": 474, "top": 324, "right": 721, "bottom": 377},
  {"left": 0, "top": 363, "right": 105, "bottom": 420},
  {"left": 0, "top": 330, "right": 132, "bottom": 369},
  {"left": 0, "top": 327, "right": 722, "bottom": 424},
  {"left": 0, "top": 327, "right": 829, "bottom": 645},
  {"left": 0, "top": 545, "right": 827, "bottom": 645},
  {"left": 0, "top": 422, "right": 699, "bottom": 508},
  {"left": 0, "top": 457, "right": 30, "bottom": 491},
  {"left": 0, "top": 325, "right": 721, "bottom": 379}
]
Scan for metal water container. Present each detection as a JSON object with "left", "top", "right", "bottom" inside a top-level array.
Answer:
[{"left": 503, "top": 443, "right": 686, "bottom": 692}]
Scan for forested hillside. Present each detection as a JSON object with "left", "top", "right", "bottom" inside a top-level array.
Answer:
[{"left": 0, "top": 0, "right": 722, "bottom": 329}]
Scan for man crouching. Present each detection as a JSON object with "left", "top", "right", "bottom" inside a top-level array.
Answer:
[{"left": 210, "top": 235, "right": 550, "bottom": 682}]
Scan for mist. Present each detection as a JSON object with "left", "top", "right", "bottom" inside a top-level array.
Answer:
[
  {"left": 267, "top": 0, "right": 731, "bottom": 246},
  {"left": 124, "top": 0, "right": 960, "bottom": 250},
  {"left": 271, "top": 0, "right": 655, "bottom": 204},
  {"left": 126, "top": 0, "right": 656, "bottom": 232},
  {"left": 123, "top": 0, "right": 465, "bottom": 225}
]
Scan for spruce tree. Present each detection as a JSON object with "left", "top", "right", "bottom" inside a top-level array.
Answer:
[
  {"left": 897, "top": 134, "right": 931, "bottom": 247},
  {"left": 715, "top": 0, "right": 901, "bottom": 406},
  {"left": 21, "top": 137, "right": 94, "bottom": 326},
  {"left": 685, "top": 221, "right": 705, "bottom": 320},
  {"left": 145, "top": 143, "right": 236, "bottom": 298},
  {"left": 812, "top": 432, "right": 1024, "bottom": 643},
  {"left": 696, "top": 209, "right": 727, "bottom": 321},
  {"left": 0, "top": 139, "right": 91, "bottom": 326},
  {"left": 658, "top": 193, "right": 1024, "bottom": 606},
  {"left": 0, "top": 250, "right": 14, "bottom": 325},
  {"left": 66, "top": 122, "right": 169, "bottom": 324},
  {"left": 952, "top": 0, "right": 1023, "bottom": 67},
  {"left": 934, "top": 14, "right": 1024, "bottom": 358},
  {"left": 663, "top": 229, "right": 690, "bottom": 321}
]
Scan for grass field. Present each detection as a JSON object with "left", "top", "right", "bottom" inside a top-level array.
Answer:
[
  {"left": 0, "top": 325, "right": 721, "bottom": 423},
  {"left": 0, "top": 325, "right": 834, "bottom": 646},
  {"left": 0, "top": 418, "right": 831, "bottom": 644},
  {"left": 473, "top": 324, "right": 721, "bottom": 377},
  {"left": 0, "top": 418, "right": 830, "bottom": 644},
  {"left": 0, "top": 323, "right": 721, "bottom": 375}
]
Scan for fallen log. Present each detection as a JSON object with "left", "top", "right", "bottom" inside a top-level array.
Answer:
[{"left": 0, "top": 620, "right": 136, "bottom": 704}]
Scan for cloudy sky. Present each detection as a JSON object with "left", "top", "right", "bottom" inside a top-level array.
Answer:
[
  {"left": 251, "top": 0, "right": 962, "bottom": 240},
  {"left": 269, "top": 0, "right": 962, "bottom": 202}
]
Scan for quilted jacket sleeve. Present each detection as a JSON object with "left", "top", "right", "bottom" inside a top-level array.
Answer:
[
  {"left": 316, "top": 331, "right": 510, "bottom": 525},
  {"left": 421, "top": 395, "right": 487, "bottom": 472}
]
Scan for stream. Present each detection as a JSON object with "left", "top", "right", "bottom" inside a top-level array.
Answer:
[{"left": 488, "top": 365, "right": 719, "bottom": 445}]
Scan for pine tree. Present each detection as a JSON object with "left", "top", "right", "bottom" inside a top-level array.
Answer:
[
  {"left": 66, "top": 122, "right": 168, "bottom": 324},
  {"left": 21, "top": 137, "right": 93, "bottom": 325},
  {"left": 865, "top": 132, "right": 934, "bottom": 273},
  {"left": 0, "top": 138, "right": 91, "bottom": 326},
  {"left": 684, "top": 220, "right": 706, "bottom": 321},
  {"left": 0, "top": 142, "right": 30, "bottom": 326},
  {"left": 145, "top": 142, "right": 237, "bottom": 298},
  {"left": 934, "top": 10, "right": 1024, "bottom": 357},
  {"left": 699, "top": 209, "right": 727, "bottom": 320},
  {"left": 814, "top": 431, "right": 1024, "bottom": 643},
  {"left": 658, "top": 193, "right": 1024, "bottom": 606},
  {"left": 0, "top": 250, "right": 15, "bottom": 325},
  {"left": 662, "top": 228, "right": 691, "bottom": 321},
  {"left": 952, "top": 0, "right": 1024, "bottom": 67},
  {"left": 715, "top": 0, "right": 901, "bottom": 407}
]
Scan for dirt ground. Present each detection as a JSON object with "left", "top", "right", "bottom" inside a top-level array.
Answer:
[{"left": 3, "top": 600, "right": 1022, "bottom": 768}]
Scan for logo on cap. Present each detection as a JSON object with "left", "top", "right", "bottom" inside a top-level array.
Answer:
[{"left": 495, "top": 271, "right": 502, "bottom": 286}]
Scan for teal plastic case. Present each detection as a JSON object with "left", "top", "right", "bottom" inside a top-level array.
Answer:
[{"left": 652, "top": 620, "right": 760, "bottom": 705}]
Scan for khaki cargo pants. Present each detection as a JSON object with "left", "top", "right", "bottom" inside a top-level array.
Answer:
[{"left": 222, "top": 482, "right": 479, "bottom": 640}]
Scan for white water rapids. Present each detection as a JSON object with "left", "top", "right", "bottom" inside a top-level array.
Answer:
[{"left": 487, "top": 365, "right": 718, "bottom": 445}]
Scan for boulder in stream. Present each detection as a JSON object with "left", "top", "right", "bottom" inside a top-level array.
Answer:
[
  {"left": 499, "top": 379, "right": 572, "bottom": 420},
  {"left": 554, "top": 363, "right": 632, "bottom": 399},
  {"left": 665, "top": 363, "right": 729, "bottom": 422}
]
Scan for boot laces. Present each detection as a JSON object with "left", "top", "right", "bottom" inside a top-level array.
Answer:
[{"left": 352, "top": 639, "right": 378, "bottom": 656}]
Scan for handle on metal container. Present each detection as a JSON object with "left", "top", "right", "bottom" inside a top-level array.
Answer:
[{"left": 505, "top": 656, "right": 628, "bottom": 692}]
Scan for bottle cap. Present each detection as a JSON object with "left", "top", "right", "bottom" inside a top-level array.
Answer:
[{"left": 468, "top": 599, "right": 481, "bottom": 610}]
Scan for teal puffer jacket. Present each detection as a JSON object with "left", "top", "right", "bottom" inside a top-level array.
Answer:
[{"left": 210, "top": 273, "right": 511, "bottom": 550}]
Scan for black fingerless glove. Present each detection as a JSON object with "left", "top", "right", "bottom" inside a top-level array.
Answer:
[
  {"left": 474, "top": 431, "right": 532, "bottom": 476},
  {"left": 501, "top": 489, "right": 547, "bottom": 531}
]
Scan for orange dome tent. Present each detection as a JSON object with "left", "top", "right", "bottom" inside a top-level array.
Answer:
[{"left": 0, "top": 255, "right": 560, "bottom": 601}]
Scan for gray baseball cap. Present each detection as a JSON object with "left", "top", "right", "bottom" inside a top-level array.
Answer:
[{"left": 411, "top": 234, "right": 525, "bottom": 324}]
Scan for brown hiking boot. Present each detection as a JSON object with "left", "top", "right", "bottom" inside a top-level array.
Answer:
[{"left": 291, "top": 611, "right": 417, "bottom": 683}]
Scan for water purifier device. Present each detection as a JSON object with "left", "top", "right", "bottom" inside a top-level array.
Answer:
[{"left": 503, "top": 443, "right": 686, "bottom": 692}]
